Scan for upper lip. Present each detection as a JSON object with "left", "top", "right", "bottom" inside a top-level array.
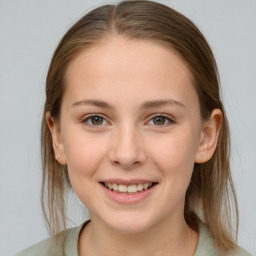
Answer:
[{"left": 100, "top": 179, "right": 158, "bottom": 186}]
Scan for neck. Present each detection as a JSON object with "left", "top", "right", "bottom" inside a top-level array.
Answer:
[{"left": 78, "top": 216, "right": 199, "bottom": 256}]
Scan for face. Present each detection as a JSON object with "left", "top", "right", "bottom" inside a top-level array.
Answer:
[{"left": 50, "top": 36, "right": 213, "bottom": 233}]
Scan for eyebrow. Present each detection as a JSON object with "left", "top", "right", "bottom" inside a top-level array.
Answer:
[
  {"left": 139, "top": 99, "right": 185, "bottom": 110},
  {"left": 72, "top": 99, "right": 185, "bottom": 110}
]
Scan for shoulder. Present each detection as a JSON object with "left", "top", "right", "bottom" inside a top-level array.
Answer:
[
  {"left": 232, "top": 246, "right": 252, "bottom": 256},
  {"left": 195, "top": 224, "right": 252, "bottom": 256},
  {"left": 14, "top": 220, "right": 90, "bottom": 256},
  {"left": 14, "top": 236, "right": 55, "bottom": 256},
  {"left": 194, "top": 224, "right": 219, "bottom": 256}
]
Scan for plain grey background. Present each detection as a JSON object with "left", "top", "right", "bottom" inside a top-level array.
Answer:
[{"left": 0, "top": 0, "right": 255, "bottom": 255}]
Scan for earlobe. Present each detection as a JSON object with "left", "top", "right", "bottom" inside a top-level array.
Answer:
[
  {"left": 195, "top": 109, "right": 223, "bottom": 164},
  {"left": 45, "top": 111, "right": 67, "bottom": 165}
]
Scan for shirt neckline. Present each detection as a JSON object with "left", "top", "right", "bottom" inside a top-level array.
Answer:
[{"left": 68, "top": 220, "right": 214, "bottom": 256}]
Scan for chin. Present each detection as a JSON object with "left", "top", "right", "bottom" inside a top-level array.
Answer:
[{"left": 101, "top": 212, "right": 155, "bottom": 234}]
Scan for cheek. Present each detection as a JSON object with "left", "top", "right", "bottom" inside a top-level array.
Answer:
[
  {"left": 62, "top": 129, "right": 105, "bottom": 183},
  {"left": 149, "top": 128, "right": 199, "bottom": 183},
  {"left": 62, "top": 132, "right": 109, "bottom": 207}
]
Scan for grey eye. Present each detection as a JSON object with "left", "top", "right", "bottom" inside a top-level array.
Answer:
[
  {"left": 90, "top": 116, "right": 104, "bottom": 125},
  {"left": 152, "top": 116, "right": 167, "bottom": 125},
  {"left": 82, "top": 115, "right": 107, "bottom": 126},
  {"left": 148, "top": 115, "right": 174, "bottom": 126}
]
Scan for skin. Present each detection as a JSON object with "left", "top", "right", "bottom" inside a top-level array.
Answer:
[{"left": 47, "top": 36, "right": 222, "bottom": 256}]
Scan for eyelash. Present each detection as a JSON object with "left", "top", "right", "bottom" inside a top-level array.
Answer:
[
  {"left": 81, "top": 113, "right": 175, "bottom": 128},
  {"left": 148, "top": 114, "right": 175, "bottom": 126}
]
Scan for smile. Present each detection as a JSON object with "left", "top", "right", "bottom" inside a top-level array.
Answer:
[
  {"left": 102, "top": 182, "right": 155, "bottom": 194},
  {"left": 99, "top": 181, "right": 158, "bottom": 204}
]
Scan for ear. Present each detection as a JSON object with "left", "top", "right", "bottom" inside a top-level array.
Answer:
[
  {"left": 45, "top": 111, "right": 67, "bottom": 165},
  {"left": 195, "top": 109, "right": 223, "bottom": 163}
]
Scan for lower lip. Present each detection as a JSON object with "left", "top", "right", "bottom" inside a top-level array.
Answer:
[{"left": 99, "top": 183, "right": 158, "bottom": 204}]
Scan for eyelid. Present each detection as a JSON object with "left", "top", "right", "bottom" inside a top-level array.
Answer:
[
  {"left": 147, "top": 113, "right": 175, "bottom": 126},
  {"left": 81, "top": 114, "right": 110, "bottom": 127},
  {"left": 81, "top": 113, "right": 175, "bottom": 128}
]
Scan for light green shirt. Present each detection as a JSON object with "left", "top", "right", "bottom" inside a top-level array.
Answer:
[{"left": 15, "top": 220, "right": 252, "bottom": 256}]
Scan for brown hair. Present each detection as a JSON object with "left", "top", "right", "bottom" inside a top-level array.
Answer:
[{"left": 41, "top": 0, "right": 238, "bottom": 253}]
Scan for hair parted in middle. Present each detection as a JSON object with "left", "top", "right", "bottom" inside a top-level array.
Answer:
[{"left": 41, "top": 0, "right": 238, "bottom": 253}]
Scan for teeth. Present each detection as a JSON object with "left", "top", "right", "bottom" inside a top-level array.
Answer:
[
  {"left": 143, "top": 183, "right": 149, "bottom": 189},
  {"left": 137, "top": 184, "right": 144, "bottom": 191},
  {"left": 104, "top": 182, "right": 154, "bottom": 193},
  {"left": 119, "top": 184, "right": 128, "bottom": 192},
  {"left": 112, "top": 183, "right": 119, "bottom": 191},
  {"left": 128, "top": 184, "right": 137, "bottom": 192},
  {"left": 107, "top": 183, "right": 113, "bottom": 189}
]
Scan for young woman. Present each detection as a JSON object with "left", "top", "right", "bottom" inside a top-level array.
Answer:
[{"left": 15, "top": 0, "right": 251, "bottom": 255}]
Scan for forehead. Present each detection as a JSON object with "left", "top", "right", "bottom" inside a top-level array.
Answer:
[{"left": 63, "top": 36, "right": 198, "bottom": 110}]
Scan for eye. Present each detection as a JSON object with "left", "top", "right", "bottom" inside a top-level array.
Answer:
[
  {"left": 148, "top": 114, "right": 174, "bottom": 126},
  {"left": 81, "top": 114, "right": 108, "bottom": 127}
]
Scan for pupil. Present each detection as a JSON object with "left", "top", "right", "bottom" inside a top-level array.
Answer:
[
  {"left": 92, "top": 116, "right": 103, "bottom": 125},
  {"left": 154, "top": 117, "right": 165, "bottom": 125}
]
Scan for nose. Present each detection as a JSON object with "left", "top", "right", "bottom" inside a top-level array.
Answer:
[{"left": 107, "top": 124, "right": 147, "bottom": 170}]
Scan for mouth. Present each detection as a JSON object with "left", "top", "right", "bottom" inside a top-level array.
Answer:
[{"left": 100, "top": 181, "right": 158, "bottom": 195}]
